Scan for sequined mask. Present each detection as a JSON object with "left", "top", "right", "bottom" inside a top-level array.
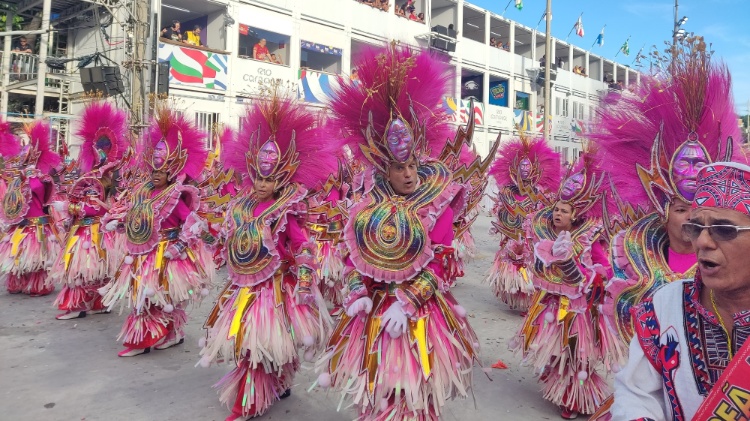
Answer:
[
  {"left": 518, "top": 157, "right": 532, "bottom": 181},
  {"left": 386, "top": 118, "right": 413, "bottom": 163},
  {"left": 670, "top": 134, "right": 710, "bottom": 201},
  {"left": 94, "top": 136, "right": 113, "bottom": 168},
  {"left": 152, "top": 139, "right": 168, "bottom": 169},
  {"left": 256, "top": 139, "right": 281, "bottom": 178},
  {"left": 560, "top": 172, "right": 585, "bottom": 201}
]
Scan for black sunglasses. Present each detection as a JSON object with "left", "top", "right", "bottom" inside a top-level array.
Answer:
[{"left": 682, "top": 222, "right": 750, "bottom": 242}]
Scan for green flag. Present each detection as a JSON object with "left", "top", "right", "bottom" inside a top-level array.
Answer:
[
  {"left": 515, "top": 0, "right": 523, "bottom": 10},
  {"left": 620, "top": 39, "right": 630, "bottom": 56}
]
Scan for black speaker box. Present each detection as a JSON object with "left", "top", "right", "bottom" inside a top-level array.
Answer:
[{"left": 80, "top": 66, "right": 124, "bottom": 96}]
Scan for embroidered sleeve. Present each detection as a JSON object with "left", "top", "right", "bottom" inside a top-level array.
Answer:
[
  {"left": 342, "top": 266, "right": 371, "bottom": 308},
  {"left": 395, "top": 268, "right": 439, "bottom": 316}
]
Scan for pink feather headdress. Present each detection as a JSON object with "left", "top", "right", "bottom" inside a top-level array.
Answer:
[
  {"left": 21, "top": 121, "right": 62, "bottom": 174},
  {"left": 222, "top": 93, "right": 339, "bottom": 191},
  {"left": 75, "top": 101, "right": 129, "bottom": 174},
  {"left": 0, "top": 119, "right": 21, "bottom": 159},
  {"left": 590, "top": 39, "right": 743, "bottom": 217},
  {"left": 144, "top": 106, "right": 208, "bottom": 182},
  {"left": 327, "top": 42, "right": 453, "bottom": 173},
  {"left": 489, "top": 134, "right": 560, "bottom": 194}
]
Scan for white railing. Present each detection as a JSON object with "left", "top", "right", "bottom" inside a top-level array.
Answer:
[{"left": 6, "top": 52, "right": 39, "bottom": 80}]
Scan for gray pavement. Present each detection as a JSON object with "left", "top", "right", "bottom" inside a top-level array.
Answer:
[{"left": 0, "top": 214, "right": 593, "bottom": 420}]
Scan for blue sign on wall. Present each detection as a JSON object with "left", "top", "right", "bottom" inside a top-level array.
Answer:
[{"left": 488, "top": 79, "right": 509, "bottom": 107}]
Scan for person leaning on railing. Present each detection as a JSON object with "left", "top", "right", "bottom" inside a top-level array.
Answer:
[{"left": 183, "top": 25, "right": 204, "bottom": 47}]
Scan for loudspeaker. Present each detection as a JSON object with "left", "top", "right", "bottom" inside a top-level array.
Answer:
[
  {"left": 80, "top": 66, "right": 124, "bottom": 96},
  {"left": 430, "top": 37, "right": 456, "bottom": 53},
  {"left": 431, "top": 25, "right": 448, "bottom": 36},
  {"left": 155, "top": 61, "right": 170, "bottom": 95}
]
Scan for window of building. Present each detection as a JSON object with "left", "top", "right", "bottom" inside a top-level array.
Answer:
[
  {"left": 515, "top": 91, "right": 530, "bottom": 111},
  {"left": 195, "top": 111, "right": 221, "bottom": 148},
  {"left": 300, "top": 40, "right": 342, "bottom": 74},
  {"left": 562, "top": 147, "right": 569, "bottom": 163},
  {"left": 238, "top": 25, "right": 289, "bottom": 66},
  {"left": 555, "top": 97, "right": 561, "bottom": 116},
  {"left": 572, "top": 101, "right": 578, "bottom": 119},
  {"left": 562, "top": 98, "right": 569, "bottom": 117},
  {"left": 579, "top": 103, "right": 585, "bottom": 120}
]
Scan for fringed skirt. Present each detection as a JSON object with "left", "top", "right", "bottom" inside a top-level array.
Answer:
[
  {"left": 510, "top": 291, "right": 625, "bottom": 414},
  {"left": 318, "top": 287, "right": 478, "bottom": 420},
  {"left": 99, "top": 230, "right": 216, "bottom": 347},
  {"left": 0, "top": 216, "right": 61, "bottom": 294},
  {"left": 50, "top": 218, "right": 122, "bottom": 311},
  {"left": 200, "top": 272, "right": 332, "bottom": 417},
  {"left": 486, "top": 254, "right": 534, "bottom": 310}
]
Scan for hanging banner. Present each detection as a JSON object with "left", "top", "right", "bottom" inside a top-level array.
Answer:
[{"left": 488, "top": 79, "right": 509, "bottom": 107}]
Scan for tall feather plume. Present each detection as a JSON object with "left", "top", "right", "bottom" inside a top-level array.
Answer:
[
  {"left": 75, "top": 100, "right": 129, "bottom": 174},
  {"left": 488, "top": 134, "right": 561, "bottom": 193},
  {"left": 222, "top": 89, "right": 340, "bottom": 191},
  {"left": 24, "top": 121, "right": 62, "bottom": 174},
  {"left": 146, "top": 105, "right": 208, "bottom": 181},
  {"left": 590, "top": 35, "right": 743, "bottom": 213},
  {"left": 0, "top": 119, "right": 21, "bottom": 158},
  {"left": 327, "top": 42, "right": 453, "bottom": 168}
]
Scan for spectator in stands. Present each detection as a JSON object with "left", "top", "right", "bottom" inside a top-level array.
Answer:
[
  {"left": 351, "top": 68, "right": 359, "bottom": 81},
  {"left": 12, "top": 36, "right": 33, "bottom": 53},
  {"left": 408, "top": 9, "right": 419, "bottom": 21},
  {"left": 580, "top": 67, "right": 587, "bottom": 77},
  {"left": 270, "top": 53, "right": 284, "bottom": 65},
  {"left": 165, "top": 21, "right": 182, "bottom": 42},
  {"left": 539, "top": 55, "right": 546, "bottom": 67},
  {"left": 556, "top": 56, "right": 563, "bottom": 68},
  {"left": 160, "top": 27, "right": 168, "bottom": 38},
  {"left": 396, "top": 3, "right": 406, "bottom": 16},
  {"left": 490, "top": 37, "right": 498, "bottom": 47},
  {"left": 183, "top": 25, "right": 203, "bottom": 47},
  {"left": 253, "top": 39, "right": 272, "bottom": 62},
  {"left": 417, "top": 12, "right": 425, "bottom": 22}
]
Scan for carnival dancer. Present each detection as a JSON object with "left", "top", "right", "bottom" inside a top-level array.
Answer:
[
  {"left": 0, "top": 121, "right": 62, "bottom": 296},
  {"left": 486, "top": 134, "right": 560, "bottom": 310},
  {"left": 510, "top": 153, "right": 623, "bottom": 419},
  {"left": 587, "top": 34, "right": 743, "bottom": 421},
  {"left": 99, "top": 106, "right": 215, "bottom": 357},
  {"left": 612, "top": 162, "right": 750, "bottom": 420},
  {"left": 316, "top": 43, "right": 479, "bottom": 420},
  {"left": 198, "top": 93, "right": 336, "bottom": 421},
  {"left": 48, "top": 101, "right": 129, "bottom": 320},
  {"left": 0, "top": 119, "right": 22, "bottom": 205}
]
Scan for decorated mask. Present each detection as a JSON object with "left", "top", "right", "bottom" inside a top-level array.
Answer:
[
  {"left": 560, "top": 171, "right": 585, "bottom": 200},
  {"left": 386, "top": 118, "right": 413, "bottom": 163},
  {"left": 670, "top": 134, "right": 710, "bottom": 201},
  {"left": 152, "top": 139, "right": 168, "bottom": 170},
  {"left": 95, "top": 137, "right": 112, "bottom": 168},
  {"left": 257, "top": 138, "right": 281, "bottom": 178},
  {"left": 518, "top": 156, "right": 532, "bottom": 181}
]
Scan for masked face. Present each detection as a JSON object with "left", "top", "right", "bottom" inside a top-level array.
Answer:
[
  {"left": 672, "top": 139, "right": 709, "bottom": 200},
  {"left": 518, "top": 157, "right": 532, "bottom": 181},
  {"left": 95, "top": 137, "right": 112, "bottom": 167},
  {"left": 386, "top": 118, "right": 413, "bottom": 163},
  {"left": 561, "top": 172, "right": 584, "bottom": 200},
  {"left": 152, "top": 139, "right": 168, "bottom": 169},
  {"left": 257, "top": 139, "right": 280, "bottom": 178}
]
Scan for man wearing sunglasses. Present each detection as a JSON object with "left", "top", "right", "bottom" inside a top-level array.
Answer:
[{"left": 613, "top": 162, "right": 750, "bottom": 420}]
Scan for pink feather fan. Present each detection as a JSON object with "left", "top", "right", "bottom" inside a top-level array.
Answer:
[
  {"left": 75, "top": 100, "right": 129, "bottom": 174},
  {"left": 0, "top": 119, "right": 21, "bottom": 158},
  {"left": 23, "top": 121, "right": 62, "bottom": 174}
]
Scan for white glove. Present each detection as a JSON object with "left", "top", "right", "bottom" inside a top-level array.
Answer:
[
  {"left": 381, "top": 301, "right": 408, "bottom": 339},
  {"left": 345, "top": 296, "right": 373, "bottom": 317},
  {"left": 164, "top": 250, "right": 174, "bottom": 260},
  {"left": 552, "top": 231, "right": 573, "bottom": 258},
  {"left": 51, "top": 201, "right": 66, "bottom": 213},
  {"left": 104, "top": 220, "right": 119, "bottom": 232},
  {"left": 190, "top": 220, "right": 208, "bottom": 236}
]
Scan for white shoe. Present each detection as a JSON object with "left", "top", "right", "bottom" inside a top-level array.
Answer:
[
  {"left": 56, "top": 311, "right": 86, "bottom": 320},
  {"left": 155, "top": 333, "right": 185, "bottom": 350}
]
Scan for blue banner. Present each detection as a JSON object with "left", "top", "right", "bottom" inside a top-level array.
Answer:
[
  {"left": 488, "top": 79, "right": 509, "bottom": 107},
  {"left": 301, "top": 40, "right": 342, "bottom": 56}
]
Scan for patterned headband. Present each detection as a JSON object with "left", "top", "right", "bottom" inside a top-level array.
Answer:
[{"left": 693, "top": 162, "right": 750, "bottom": 216}]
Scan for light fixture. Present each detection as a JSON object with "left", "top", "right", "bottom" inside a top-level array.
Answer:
[
  {"left": 677, "top": 16, "right": 688, "bottom": 26},
  {"left": 163, "top": 3, "right": 191, "bottom": 13},
  {"left": 467, "top": 22, "right": 479, "bottom": 29},
  {"left": 490, "top": 31, "right": 503, "bottom": 36}
]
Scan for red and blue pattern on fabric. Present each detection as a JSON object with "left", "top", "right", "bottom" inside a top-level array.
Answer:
[{"left": 693, "top": 163, "right": 750, "bottom": 216}]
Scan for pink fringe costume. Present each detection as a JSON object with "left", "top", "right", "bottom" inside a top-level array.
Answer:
[
  {"left": 510, "top": 156, "right": 624, "bottom": 416},
  {"left": 316, "top": 44, "right": 480, "bottom": 421},
  {"left": 50, "top": 101, "right": 129, "bottom": 318},
  {"left": 199, "top": 96, "right": 337, "bottom": 421},
  {"left": 99, "top": 108, "right": 215, "bottom": 356},
  {"left": 586, "top": 42, "right": 744, "bottom": 421},
  {"left": 486, "top": 136, "right": 560, "bottom": 310},
  {"left": 0, "top": 121, "right": 62, "bottom": 296}
]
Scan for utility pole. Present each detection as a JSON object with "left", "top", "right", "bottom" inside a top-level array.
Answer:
[
  {"left": 129, "top": 0, "right": 150, "bottom": 133},
  {"left": 543, "top": 0, "right": 551, "bottom": 140},
  {"left": 34, "top": 0, "right": 51, "bottom": 117}
]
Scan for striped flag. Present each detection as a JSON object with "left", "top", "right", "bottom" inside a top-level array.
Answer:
[{"left": 575, "top": 16, "right": 584, "bottom": 37}]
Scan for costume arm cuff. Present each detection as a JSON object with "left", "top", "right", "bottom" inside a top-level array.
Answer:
[
  {"left": 343, "top": 270, "right": 370, "bottom": 308},
  {"left": 396, "top": 268, "right": 439, "bottom": 316},
  {"left": 558, "top": 258, "right": 585, "bottom": 286},
  {"left": 295, "top": 243, "right": 318, "bottom": 293}
]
